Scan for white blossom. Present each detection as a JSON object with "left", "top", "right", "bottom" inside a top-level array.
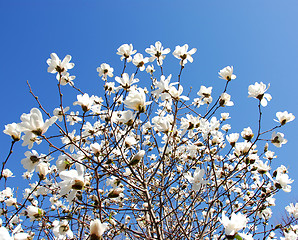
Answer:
[
  {"left": 219, "top": 212, "right": 248, "bottom": 236},
  {"left": 47, "top": 53, "right": 74, "bottom": 74},
  {"left": 117, "top": 44, "right": 137, "bottom": 62},
  {"left": 184, "top": 168, "right": 208, "bottom": 191},
  {"left": 90, "top": 219, "right": 108, "bottom": 239},
  {"left": 132, "top": 53, "right": 149, "bottom": 71},
  {"left": 145, "top": 41, "right": 170, "bottom": 65},
  {"left": 124, "top": 87, "right": 151, "bottom": 112},
  {"left": 3, "top": 123, "right": 22, "bottom": 141},
  {"left": 275, "top": 111, "right": 295, "bottom": 125},
  {"left": 218, "top": 66, "right": 236, "bottom": 81},
  {"left": 97, "top": 63, "right": 114, "bottom": 80},
  {"left": 173, "top": 44, "right": 197, "bottom": 66},
  {"left": 271, "top": 132, "right": 287, "bottom": 148},
  {"left": 248, "top": 82, "right": 272, "bottom": 107}
]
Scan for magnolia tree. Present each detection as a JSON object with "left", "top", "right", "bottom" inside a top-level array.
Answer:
[{"left": 1, "top": 42, "right": 298, "bottom": 240}]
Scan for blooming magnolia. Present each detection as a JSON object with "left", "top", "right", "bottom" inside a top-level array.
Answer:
[
  {"left": 97, "top": 63, "right": 114, "bottom": 80},
  {"left": 145, "top": 41, "right": 170, "bottom": 65},
  {"left": 115, "top": 73, "right": 139, "bottom": 90},
  {"left": 218, "top": 66, "right": 236, "bottom": 81},
  {"left": 271, "top": 132, "right": 287, "bottom": 147},
  {"left": 52, "top": 220, "right": 74, "bottom": 240},
  {"left": 21, "top": 150, "right": 42, "bottom": 172},
  {"left": 286, "top": 203, "right": 298, "bottom": 218},
  {"left": 132, "top": 53, "right": 149, "bottom": 71},
  {"left": 275, "top": 111, "right": 295, "bottom": 125},
  {"left": 275, "top": 172, "right": 293, "bottom": 192},
  {"left": 117, "top": 44, "right": 137, "bottom": 62},
  {"left": 219, "top": 212, "right": 248, "bottom": 236},
  {"left": 128, "top": 150, "right": 145, "bottom": 166},
  {"left": 172, "top": 44, "right": 197, "bottom": 66},
  {"left": 184, "top": 168, "right": 208, "bottom": 191},
  {"left": 89, "top": 219, "right": 108, "bottom": 239},
  {"left": 1, "top": 42, "right": 297, "bottom": 240},
  {"left": 3, "top": 123, "right": 22, "bottom": 141},
  {"left": 19, "top": 108, "right": 57, "bottom": 137},
  {"left": 59, "top": 163, "right": 86, "bottom": 201},
  {"left": 47, "top": 53, "right": 74, "bottom": 74},
  {"left": 248, "top": 82, "right": 272, "bottom": 107},
  {"left": 124, "top": 87, "right": 151, "bottom": 112},
  {"left": 26, "top": 205, "right": 44, "bottom": 221},
  {"left": 57, "top": 72, "right": 76, "bottom": 86},
  {"left": 219, "top": 93, "right": 234, "bottom": 107},
  {"left": 73, "top": 93, "right": 93, "bottom": 112}
]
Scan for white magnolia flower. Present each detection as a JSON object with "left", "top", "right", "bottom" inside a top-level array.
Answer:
[
  {"left": 145, "top": 41, "right": 170, "bottom": 65},
  {"left": 36, "top": 162, "right": 50, "bottom": 180},
  {"left": 146, "top": 64, "right": 155, "bottom": 73},
  {"left": 271, "top": 132, "right": 287, "bottom": 147},
  {"left": 14, "top": 232, "right": 32, "bottom": 240},
  {"left": 275, "top": 172, "right": 293, "bottom": 192},
  {"left": 124, "top": 135, "right": 138, "bottom": 148},
  {"left": 97, "top": 63, "right": 114, "bottom": 80},
  {"left": 0, "top": 225, "right": 12, "bottom": 240},
  {"left": 52, "top": 220, "right": 74, "bottom": 240},
  {"left": 26, "top": 205, "right": 44, "bottom": 221},
  {"left": 152, "top": 74, "right": 173, "bottom": 98},
  {"left": 57, "top": 72, "right": 76, "bottom": 86},
  {"left": 128, "top": 150, "right": 146, "bottom": 166},
  {"left": 257, "top": 208, "right": 272, "bottom": 220},
  {"left": 241, "top": 127, "right": 254, "bottom": 141},
  {"left": 61, "top": 130, "right": 80, "bottom": 153},
  {"left": 222, "top": 124, "right": 231, "bottom": 132},
  {"left": 124, "top": 88, "right": 151, "bottom": 112},
  {"left": 21, "top": 150, "right": 42, "bottom": 172},
  {"left": 5, "top": 197, "right": 16, "bottom": 207},
  {"left": 219, "top": 212, "right": 248, "bottom": 236},
  {"left": 275, "top": 111, "right": 295, "bottom": 125},
  {"left": 104, "top": 82, "right": 115, "bottom": 94},
  {"left": 132, "top": 53, "right": 149, "bottom": 71},
  {"left": 19, "top": 108, "right": 57, "bottom": 137},
  {"left": 285, "top": 203, "right": 298, "bottom": 218},
  {"left": 197, "top": 86, "right": 212, "bottom": 98},
  {"left": 218, "top": 66, "right": 236, "bottom": 81},
  {"left": 90, "top": 219, "right": 108, "bottom": 239},
  {"left": 226, "top": 133, "right": 239, "bottom": 147},
  {"left": 47, "top": 53, "right": 74, "bottom": 74},
  {"left": 254, "top": 160, "right": 271, "bottom": 174},
  {"left": 264, "top": 150, "right": 277, "bottom": 160},
  {"left": 248, "top": 82, "right": 272, "bottom": 107},
  {"left": 117, "top": 110, "right": 135, "bottom": 125},
  {"left": 56, "top": 155, "right": 72, "bottom": 172},
  {"left": 1, "top": 169, "right": 13, "bottom": 178},
  {"left": 219, "top": 93, "right": 234, "bottom": 107},
  {"left": 184, "top": 168, "right": 208, "bottom": 191},
  {"left": 173, "top": 44, "right": 197, "bottom": 66},
  {"left": 90, "top": 142, "right": 101, "bottom": 157},
  {"left": 59, "top": 163, "right": 85, "bottom": 201},
  {"left": 53, "top": 106, "right": 70, "bottom": 122},
  {"left": 169, "top": 85, "right": 189, "bottom": 101},
  {"left": 3, "top": 123, "right": 22, "bottom": 141},
  {"left": 281, "top": 230, "right": 298, "bottom": 240},
  {"left": 221, "top": 113, "right": 230, "bottom": 121},
  {"left": 66, "top": 111, "right": 82, "bottom": 125},
  {"left": 73, "top": 93, "right": 93, "bottom": 112},
  {"left": 117, "top": 44, "right": 137, "bottom": 62},
  {"left": 115, "top": 73, "right": 139, "bottom": 90}
]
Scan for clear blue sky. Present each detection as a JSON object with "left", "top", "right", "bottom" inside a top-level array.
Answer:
[{"left": 1, "top": 0, "right": 298, "bottom": 223}]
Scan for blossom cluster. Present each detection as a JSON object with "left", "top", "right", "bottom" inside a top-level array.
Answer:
[{"left": 1, "top": 42, "right": 297, "bottom": 239}]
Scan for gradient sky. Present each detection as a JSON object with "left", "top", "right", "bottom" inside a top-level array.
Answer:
[{"left": 1, "top": 0, "right": 298, "bottom": 225}]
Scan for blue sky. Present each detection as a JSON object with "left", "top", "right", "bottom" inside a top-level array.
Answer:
[{"left": 1, "top": 0, "right": 298, "bottom": 223}]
